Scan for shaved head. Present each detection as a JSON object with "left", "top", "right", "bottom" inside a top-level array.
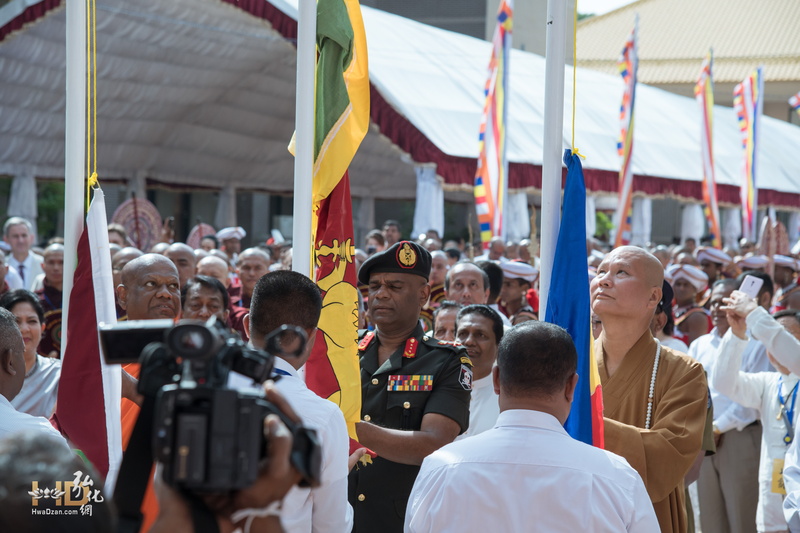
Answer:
[
  {"left": 613, "top": 246, "right": 664, "bottom": 288},
  {"left": 197, "top": 255, "right": 230, "bottom": 288}
]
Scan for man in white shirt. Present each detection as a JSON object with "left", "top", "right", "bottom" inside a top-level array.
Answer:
[
  {"left": 237, "top": 270, "right": 352, "bottom": 533},
  {"left": 454, "top": 304, "right": 502, "bottom": 440},
  {"left": 2, "top": 217, "right": 43, "bottom": 291},
  {"left": 691, "top": 279, "right": 771, "bottom": 533},
  {"left": 405, "top": 321, "right": 658, "bottom": 533},
  {"left": 0, "top": 307, "right": 69, "bottom": 449}
]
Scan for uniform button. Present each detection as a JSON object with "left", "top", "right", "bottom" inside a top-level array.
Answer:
[
  {"left": 403, "top": 401, "right": 411, "bottom": 409},
  {"left": 363, "top": 415, "right": 371, "bottom": 422},
  {"left": 371, "top": 378, "right": 379, "bottom": 385},
  {"left": 358, "top": 494, "right": 366, "bottom": 502}
]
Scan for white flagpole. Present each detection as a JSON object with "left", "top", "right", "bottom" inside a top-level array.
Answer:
[
  {"left": 539, "top": 0, "right": 568, "bottom": 317},
  {"left": 292, "top": 0, "right": 316, "bottom": 278},
  {"left": 61, "top": 0, "right": 87, "bottom": 356}
]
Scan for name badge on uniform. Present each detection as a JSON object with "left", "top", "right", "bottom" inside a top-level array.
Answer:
[
  {"left": 387, "top": 375, "right": 433, "bottom": 391},
  {"left": 772, "top": 458, "right": 786, "bottom": 495}
]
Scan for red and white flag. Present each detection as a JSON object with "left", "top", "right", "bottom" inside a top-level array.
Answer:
[{"left": 53, "top": 188, "right": 122, "bottom": 487}]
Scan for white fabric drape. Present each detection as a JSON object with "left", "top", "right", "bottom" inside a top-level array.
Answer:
[
  {"left": 411, "top": 164, "right": 444, "bottom": 239},
  {"left": 585, "top": 195, "right": 597, "bottom": 239},
  {"left": 788, "top": 211, "right": 800, "bottom": 246},
  {"left": 631, "top": 197, "right": 652, "bottom": 246},
  {"left": 7, "top": 173, "right": 38, "bottom": 240},
  {"left": 505, "top": 191, "right": 530, "bottom": 243},
  {"left": 681, "top": 203, "right": 704, "bottom": 245},
  {"left": 214, "top": 184, "right": 237, "bottom": 229},
  {"left": 723, "top": 207, "right": 742, "bottom": 249}
]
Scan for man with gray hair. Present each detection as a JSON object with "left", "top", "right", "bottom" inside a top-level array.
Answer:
[{"left": 3, "top": 217, "right": 42, "bottom": 291}]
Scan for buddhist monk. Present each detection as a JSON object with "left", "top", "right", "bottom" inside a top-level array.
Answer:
[{"left": 592, "top": 246, "right": 707, "bottom": 533}]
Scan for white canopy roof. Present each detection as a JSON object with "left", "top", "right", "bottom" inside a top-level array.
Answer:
[{"left": 1, "top": 0, "right": 799, "bottom": 206}]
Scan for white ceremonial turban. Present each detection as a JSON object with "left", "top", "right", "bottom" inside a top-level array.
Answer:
[
  {"left": 501, "top": 261, "right": 539, "bottom": 283},
  {"left": 216, "top": 226, "right": 246, "bottom": 240},
  {"left": 736, "top": 254, "right": 769, "bottom": 270},
  {"left": 775, "top": 254, "right": 800, "bottom": 271},
  {"left": 696, "top": 247, "right": 731, "bottom": 266},
  {"left": 665, "top": 264, "right": 708, "bottom": 293}
]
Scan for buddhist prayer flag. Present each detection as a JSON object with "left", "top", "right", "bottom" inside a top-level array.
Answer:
[
  {"left": 474, "top": 0, "right": 512, "bottom": 249},
  {"left": 545, "top": 150, "right": 604, "bottom": 448},
  {"left": 613, "top": 16, "right": 638, "bottom": 248},
  {"left": 53, "top": 189, "right": 122, "bottom": 483},
  {"left": 694, "top": 50, "right": 722, "bottom": 248},
  {"left": 733, "top": 67, "right": 764, "bottom": 241},
  {"left": 303, "top": 0, "right": 369, "bottom": 438},
  {"left": 790, "top": 91, "right": 800, "bottom": 118}
]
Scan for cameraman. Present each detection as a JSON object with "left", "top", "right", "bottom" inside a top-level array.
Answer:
[
  {"left": 150, "top": 382, "right": 303, "bottom": 533},
  {"left": 232, "top": 270, "right": 352, "bottom": 533}
]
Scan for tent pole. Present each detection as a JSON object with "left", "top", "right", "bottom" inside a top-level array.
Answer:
[
  {"left": 538, "top": 0, "right": 568, "bottom": 317},
  {"left": 292, "top": 0, "right": 316, "bottom": 278},
  {"left": 61, "top": 0, "right": 87, "bottom": 356}
]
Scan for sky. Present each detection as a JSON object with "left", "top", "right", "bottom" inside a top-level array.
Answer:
[{"left": 578, "top": 0, "right": 636, "bottom": 15}]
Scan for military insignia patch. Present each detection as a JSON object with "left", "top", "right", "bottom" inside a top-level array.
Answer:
[
  {"left": 460, "top": 356, "right": 473, "bottom": 366},
  {"left": 387, "top": 375, "right": 434, "bottom": 391},
  {"left": 358, "top": 331, "right": 375, "bottom": 351},
  {"left": 459, "top": 364, "right": 473, "bottom": 391},
  {"left": 397, "top": 242, "right": 417, "bottom": 268}
]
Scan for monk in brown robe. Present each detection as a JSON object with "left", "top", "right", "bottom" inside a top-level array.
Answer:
[{"left": 592, "top": 246, "right": 707, "bottom": 533}]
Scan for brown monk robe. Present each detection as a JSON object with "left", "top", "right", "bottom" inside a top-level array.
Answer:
[
  {"left": 596, "top": 331, "right": 707, "bottom": 532},
  {"left": 592, "top": 246, "right": 707, "bottom": 533}
]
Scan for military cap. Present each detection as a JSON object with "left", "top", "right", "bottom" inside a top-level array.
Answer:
[{"left": 358, "top": 240, "right": 432, "bottom": 284}]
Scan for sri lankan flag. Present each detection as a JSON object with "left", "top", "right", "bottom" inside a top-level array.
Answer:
[{"left": 303, "top": 0, "right": 369, "bottom": 439}]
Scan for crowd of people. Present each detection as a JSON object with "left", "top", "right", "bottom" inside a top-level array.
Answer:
[{"left": 0, "top": 213, "right": 800, "bottom": 533}]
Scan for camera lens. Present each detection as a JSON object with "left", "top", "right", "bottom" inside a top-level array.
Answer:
[{"left": 167, "top": 324, "right": 213, "bottom": 359}]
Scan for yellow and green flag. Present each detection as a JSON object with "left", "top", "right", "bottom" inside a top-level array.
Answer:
[{"left": 304, "top": 0, "right": 369, "bottom": 439}]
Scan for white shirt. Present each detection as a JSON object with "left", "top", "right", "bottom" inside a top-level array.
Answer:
[
  {"left": 689, "top": 327, "right": 772, "bottom": 433},
  {"left": 710, "top": 329, "right": 799, "bottom": 532},
  {"left": 232, "top": 358, "right": 353, "bottom": 533},
  {"left": 5, "top": 265, "right": 23, "bottom": 290},
  {"left": 660, "top": 336, "right": 689, "bottom": 354},
  {"left": 0, "top": 393, "right": 70, "bottom": 450},
  {"left": 12, "top": 354, "right": 61, "bottom": 418},
  {"left": 488, "top": 303, "right": 512, "bottom": 327},
  {"left": 747, "top": 307, "right": 800, "bottom": 376},
  {"left": 405, "top": 409, "right": 658, "bottom": 533},
  {"left": 7, "top": 251, "right": 43, "bottom": 291},
  {"left": 454, "top": 373, "right": 499, "bottom": 441}
]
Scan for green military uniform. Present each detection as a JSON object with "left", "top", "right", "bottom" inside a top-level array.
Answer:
[{"left": 348, "top": 324, "right": 472, "bottom": 533}]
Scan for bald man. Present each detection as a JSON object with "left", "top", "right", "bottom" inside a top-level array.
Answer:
[
  {"left": 163, "top": 242, "right": 196, "bottom": 289},
  {"left": 116, "top": 253, "right": 181, "bottom": 531},
  {"left": 592, "top": 246, "right": 707, "bottom": 533},
  {"left": 111, "top": 247, "right": 144, "bottom": 319}
]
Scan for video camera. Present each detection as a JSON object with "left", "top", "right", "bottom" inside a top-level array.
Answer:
[{"left": 99, "top": 318, "right": 321, "bottom": 493}]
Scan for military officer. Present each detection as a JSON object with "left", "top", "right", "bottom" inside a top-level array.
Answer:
[{"left": 349, "top": 241, "right": 472, "bottom": 533}]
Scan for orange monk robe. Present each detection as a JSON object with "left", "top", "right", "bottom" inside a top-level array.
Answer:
[
  {"left": 596, "top": 331, "right": 707, "bottom": 533},
  {"left": 121, "top": 362, "right": 159, "bottom": 532}
]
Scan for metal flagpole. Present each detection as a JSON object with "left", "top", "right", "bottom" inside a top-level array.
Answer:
[
  {"left": 61, "top": 0, "right": 87, "bottom": 356},
  {"left": 292, "top": 0, "right": 316, "bottom": 278},
  {"left": 539, "top": 0, "right": 568, "bottom": 317}
]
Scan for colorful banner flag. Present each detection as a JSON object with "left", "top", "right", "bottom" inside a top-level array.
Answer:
[
  {"left": 53, "top": 188, "right": 122, "bottom": 484},
  {"left": 613, "top": 16, "right": 638, "bottom": 248},
  {"left": 733, "top": 67, "right": 764, "bottom": 241},
  {"left": 694, "top": 50, "right": 722, "bottom": 248},
  {"left": 304, "top": 0, "right": 369, "bottom": 438},
  {"left": 474, "top": 0, "right": 512, "bottom": 249},
  {"left": 790, "top": 91, "right": 800, "bottom": 119},
  {"left": 545, "top": 150, "right": 604, "bottom": 448}
]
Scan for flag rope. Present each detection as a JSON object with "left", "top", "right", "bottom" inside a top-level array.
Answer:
[
  {"left": 570, "top": 0, "right": 584, "bottom": 159},
  {"left": 86, "top": 0, "right": 99, "bottom": 211}
]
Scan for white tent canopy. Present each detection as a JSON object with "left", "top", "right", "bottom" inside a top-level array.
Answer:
[{"left": 1, "top": 0, "right": 798, "bottom": 211}]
